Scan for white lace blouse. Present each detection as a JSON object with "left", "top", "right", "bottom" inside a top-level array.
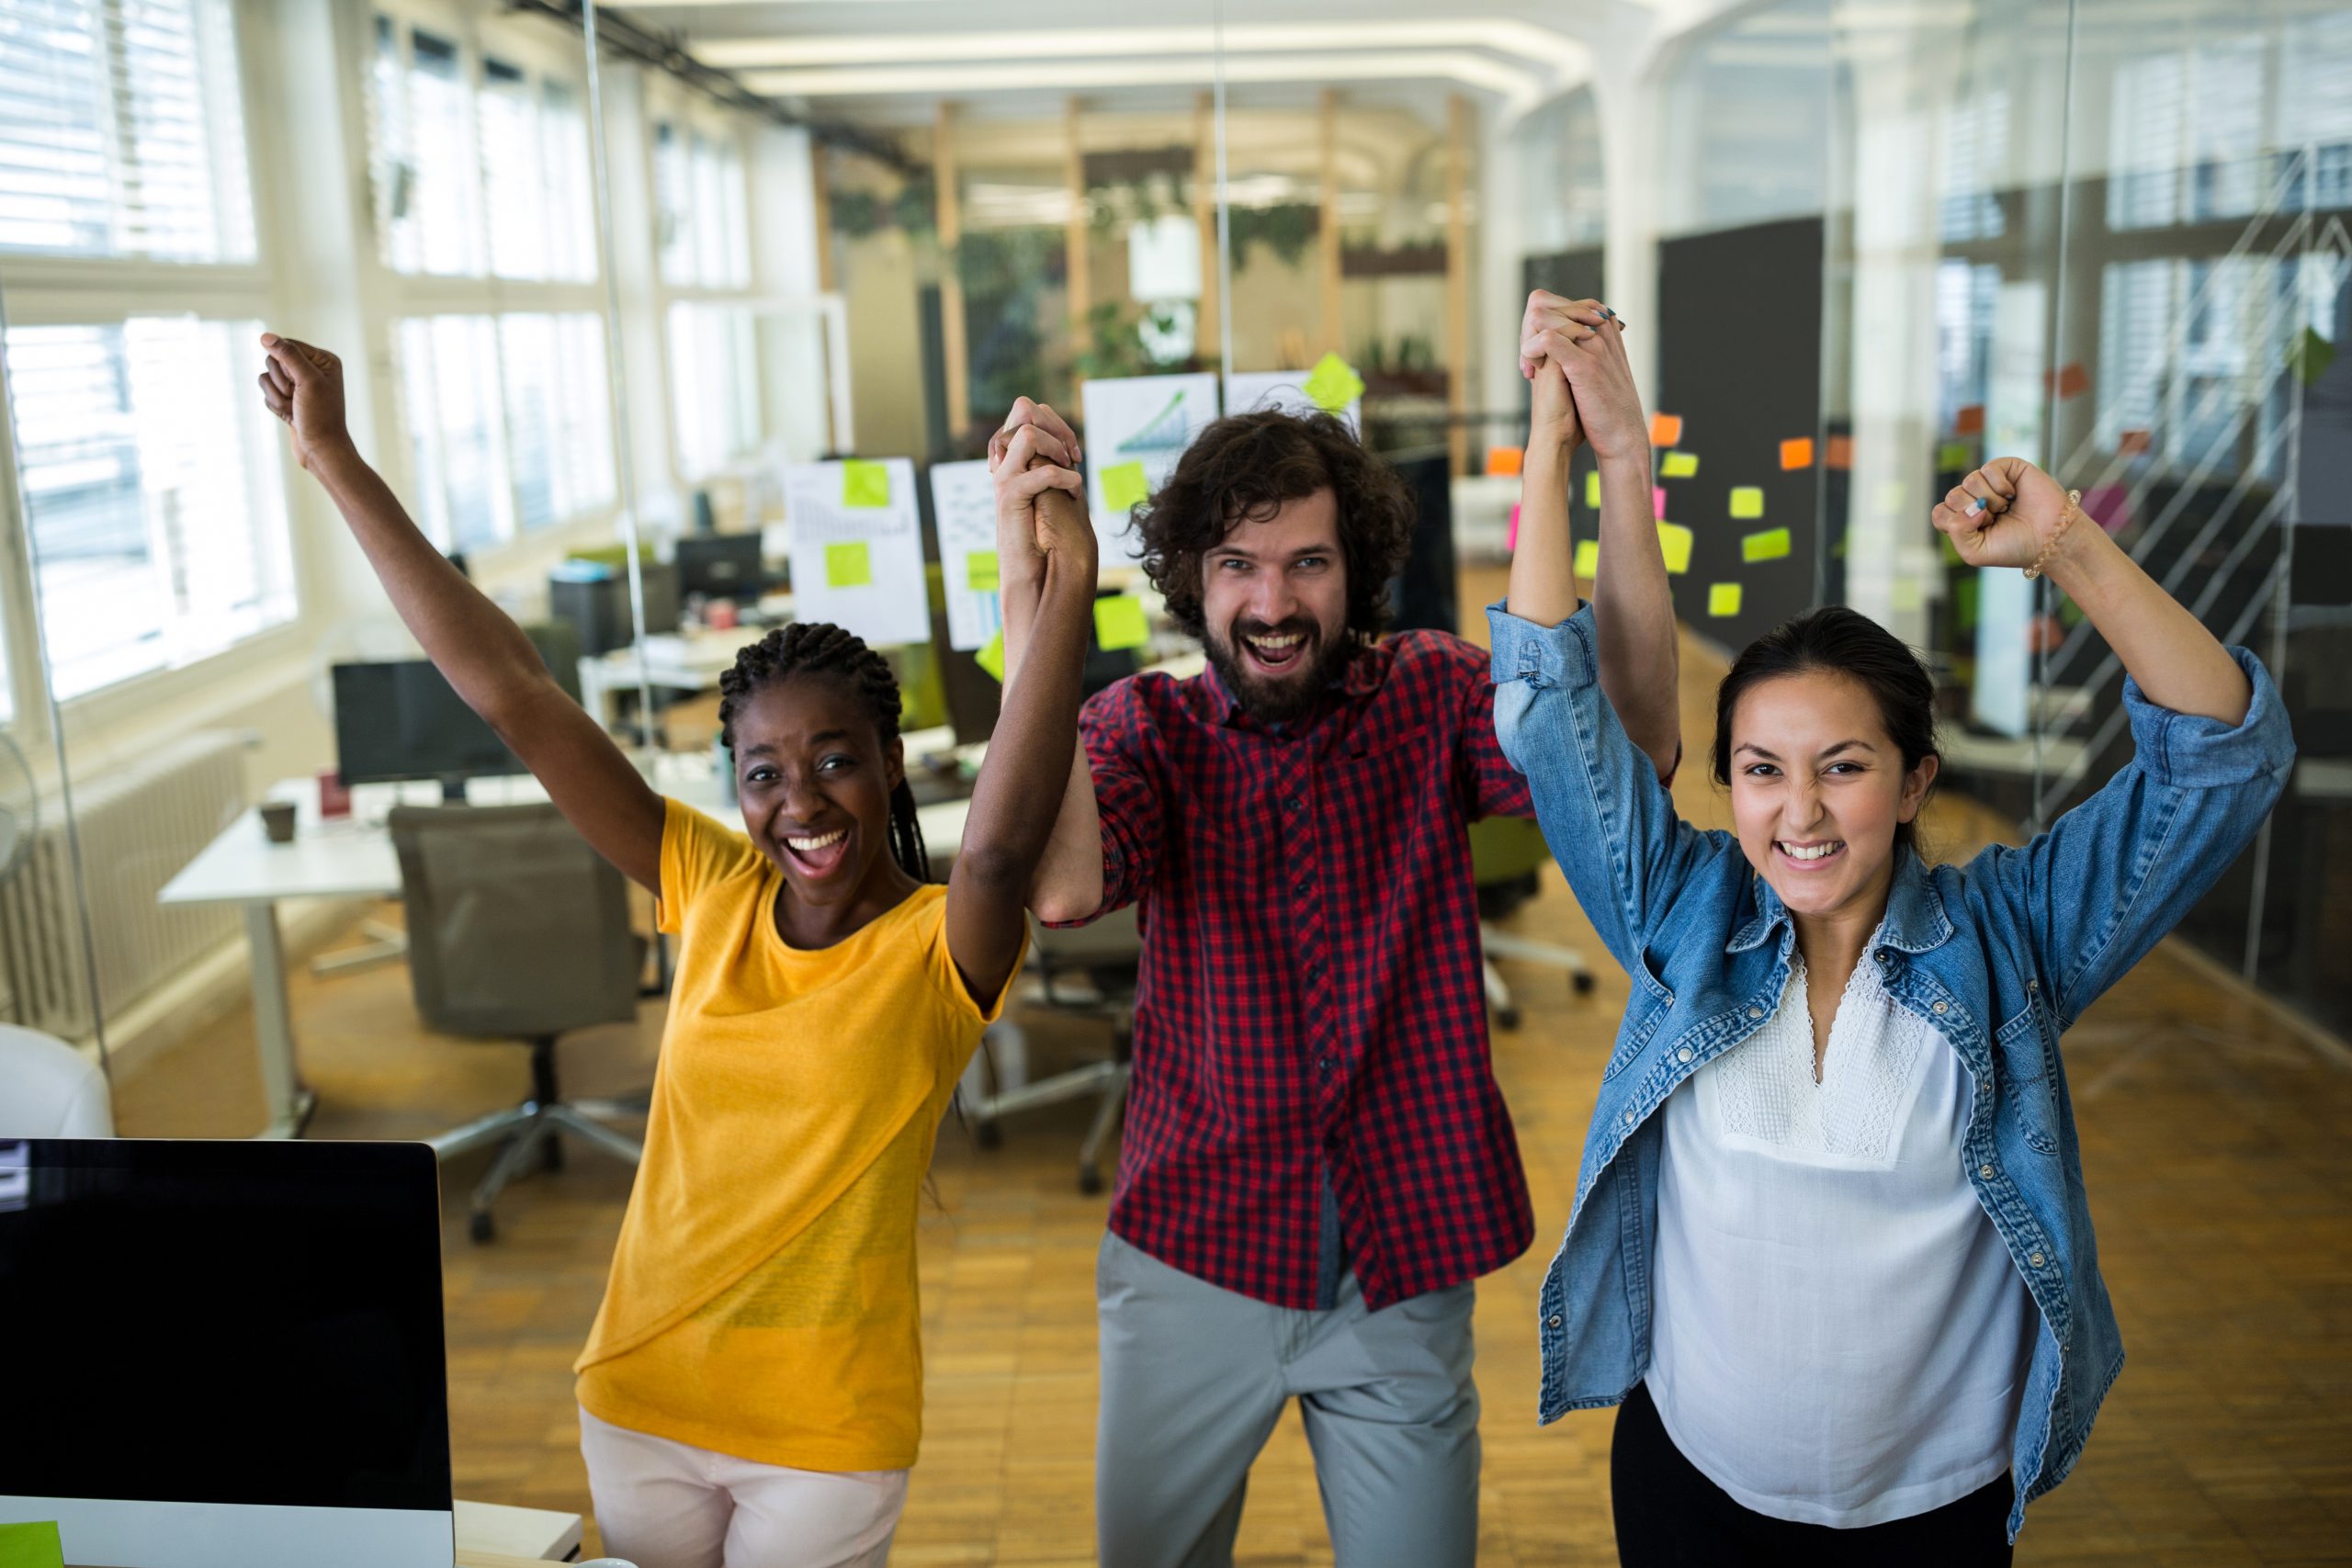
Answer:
[{"left": 1645, "top": 930, "right": 2039, "bottom": 1528}]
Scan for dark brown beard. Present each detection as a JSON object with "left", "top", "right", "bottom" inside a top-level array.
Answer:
[{"left": 1205, "top": 619, "right": 1352, "bottom": 724}]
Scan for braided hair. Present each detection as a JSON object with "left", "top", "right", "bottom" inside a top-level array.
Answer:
[{"left": 717, "top": 621, "right": 933, "bottom": 883}]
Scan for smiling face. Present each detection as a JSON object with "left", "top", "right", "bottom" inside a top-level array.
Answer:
[
  {"left": 729, "top": 674, "right": 907, "bottom": 917},
  {"left": 1199, "top": 485, "right": 1352, "bottom": 723},
  {"left": 1727, "top": 669, "right": 1939, "bottom": 923}
]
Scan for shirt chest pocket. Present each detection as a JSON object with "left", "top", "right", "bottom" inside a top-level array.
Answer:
[
  {"left": 1992, "top": 991, "right": 2065, "bottom": 1156},
  {"left": 1601, "top": 950, "right": 1677, "bottom": 1082}
]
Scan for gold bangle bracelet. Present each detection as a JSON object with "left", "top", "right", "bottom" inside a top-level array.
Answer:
[{"left": 2023, "top": 490, "right": 2084, "bottom": 581}]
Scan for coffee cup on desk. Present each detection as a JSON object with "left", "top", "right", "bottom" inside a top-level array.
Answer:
[{"left": 259, "top": 800, "right": 298, "bottom": 844}]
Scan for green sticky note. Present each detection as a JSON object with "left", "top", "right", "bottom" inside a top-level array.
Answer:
[
  {"left": 1660, "top": 451, "right": 1699, "bottom": 479},
  {"left": 1729, "top": 486, "right": 1765, "bottom": 520},
  {"left": 841, "top": 459, "right": 891, "bottom": 508},
  {"left": 0, "top": 1522, "right": 64, "bottom": 1568},
  {"left": 824, "top": 540, "right": 871, "bottom": 588},
  {"left": 1742, "top": 527, "right": 1792, "bottom": 562},
  {"left": 965, "top": 549, "right": 1000, "bottom": 592},
  {"left": 975, "top": 629, "right": 1006, "bottom": 682},
  {"left": 1303, "top": 351, "right": 1366, "bottom": 412},
  {"left": 1094, "top": 594, "right": 1150, "bottom": 651},
  {"left": 1656, "top": 522, "right": 1693, "bottom": 575},
  {"left": 1707, "top": 582, "right": 1743, "bottom": 617},
  {"left": 1573, "top": 538, "right": 1600, "bottom": 579},
  {"left": 1101, "top": 459, "right": 1151, "bottom": 513},
  {"left": 1938, "top": 442, "right": 1973, "bottom": 471},
  {"left": 1584, "top": 470, "right": 1601, "bottom": 509}
]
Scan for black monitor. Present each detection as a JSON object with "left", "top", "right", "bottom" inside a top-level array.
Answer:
[
  {"left": 334, "top": 660, "right": 523, "bottom": 802},
  {"left": 676, "top": 533, "right": 765, "bottom": 601},
  {"left": 0, "top": 1138, "right": 454, "bottom": 1568}
]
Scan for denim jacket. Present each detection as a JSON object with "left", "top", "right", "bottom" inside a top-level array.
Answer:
[{"left": 1487, "top": 602, "right": 2294, "bottom": 1540}]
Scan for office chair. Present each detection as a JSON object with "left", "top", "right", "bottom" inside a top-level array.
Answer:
[
  {"left": 963, "top": 906, "right": 1139, "bottom": 1194},
  {"left": 0, "top": 1024, "right": 113, "bottom": 1136},
  {"left": 390, "top": 804, "right": 646, "bottom": 1242},
  {"left": 1472, "top": 816, "right": 1594, "bottom": 1029}
]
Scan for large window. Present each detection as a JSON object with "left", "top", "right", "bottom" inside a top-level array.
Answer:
[
  {"left": 0, "top": 0, "right": 295, "bottom": 707},
  {"left": 653, "top": 113, "right": 763, "bottom": 480},
  {"left": 369, "top": 10, "right": 613, "bottom": 547}
]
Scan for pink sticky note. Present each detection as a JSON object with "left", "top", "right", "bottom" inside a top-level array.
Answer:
[
  {"left": 1653, "top": 486, "right": 1667, "bottom": 518},
  {"left": 1508, "top": 502, "right": 1521, "bottom": 553}
]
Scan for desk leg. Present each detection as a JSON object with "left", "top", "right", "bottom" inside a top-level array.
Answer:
[{"left": 245, "top": 902, "right": 316, "bottom": 1139}]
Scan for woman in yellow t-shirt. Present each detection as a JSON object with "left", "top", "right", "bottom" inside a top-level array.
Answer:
[{"left": 259, "top": 340, "right": 1099, "bottom": 1566}]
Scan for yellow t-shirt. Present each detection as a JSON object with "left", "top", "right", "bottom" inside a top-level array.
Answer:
[{"left": 574, "top": 797, "right": 1017, "bottom": 1472}]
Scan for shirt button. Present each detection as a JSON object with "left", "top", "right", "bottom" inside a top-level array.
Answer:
[
  {"left": 1876, "top": 951, "right": 1893, "bottom": 964},
  {"left": 2029, "top": 1252, "right": 2047, "bottom": 1269},
  {"left": 1677, "top": 1047, "right": 1693, "bottom": 1064},
  {"left": 1980, "top": 1163, "right": 1996, "bottom": 1179},
  {"left": 1747, "top": 1006, "right": 1764, "bottom": 1020},
  {"left": 1932, "top": 1000, "right": 1950, "bottom": 1015},
  {"left": 1547, "top": 1314, "right": 1563, "bottom": 1328},
  {"left": 1623, "top": 1110, "right": 1637, "bottom": 1124},
  {"left": 1317, "top": 1055, "right": 1334, "bottom": 1072}
]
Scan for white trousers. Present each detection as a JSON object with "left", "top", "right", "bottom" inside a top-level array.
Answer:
[{"left": 578, "top": 1405, "right": 907, "bottom": 1568}]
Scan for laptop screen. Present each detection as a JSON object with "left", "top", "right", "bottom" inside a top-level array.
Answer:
[{"left": 0, "top": 1139, "right": 452, "bottom": 1513}]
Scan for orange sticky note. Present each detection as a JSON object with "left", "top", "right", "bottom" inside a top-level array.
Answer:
[
  {"left": 1487, "top": 446, "right": 1524, "bottom": 478},
  {"left": 1954, "top": 405, "right": 1985, "bottom": 436},
  {"left": 1826, "top": 435, "right": 1855, "bottom": 470},
  {"left": 2050, "top": 363, "right": 2089, "bottom": 399},
  {"left": 2120, "top": 429, "right": 2152, "bottom": 456},
  {"left": 1649, "top": 412, "right": 1683, "bottom": 448},
  {"left": 1780, "top": 437, "right": 1815, "bottom": 470}
]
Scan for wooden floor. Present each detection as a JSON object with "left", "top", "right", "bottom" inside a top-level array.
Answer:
[{"left": 113, "top": 575, "right": 2352, "bottom": 1564}]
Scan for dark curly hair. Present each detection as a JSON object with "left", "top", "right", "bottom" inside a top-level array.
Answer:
[
  {"left": 718, "top": 620, "right": 932, "bottom": 883},
  {"left": 1129, "top": 409, "right": 1416, "bottom": 644}
]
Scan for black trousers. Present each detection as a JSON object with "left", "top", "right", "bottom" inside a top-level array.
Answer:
[{"left": 1611, "top": 1380, "right": 2016, "bottom": 1568}]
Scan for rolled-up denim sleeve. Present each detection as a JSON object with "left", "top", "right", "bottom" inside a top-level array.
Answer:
[
  {"left": 1487, "top": 601, "right": 1719, "bottom": 974},
  {"left": 1978, "top": 646, "right": 2295, "bottom": 1024}
]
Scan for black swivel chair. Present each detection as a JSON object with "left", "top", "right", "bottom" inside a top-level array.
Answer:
[{"left": 390, "top": 803, "right": 646, "bottom": 1241}]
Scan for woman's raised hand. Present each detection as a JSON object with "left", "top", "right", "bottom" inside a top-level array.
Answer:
[
  {"left": 256, "top": 333, "right": 353, "bottom": 473},
  {"left": 1519, "top": 291, "right": 1644, "bottom": 465},
  {"left": 988, "top": 396, "right": 1091, "bottom": 577},
  {"left": 1933, "top": 456, "right": 2076, "bottom": 571}
]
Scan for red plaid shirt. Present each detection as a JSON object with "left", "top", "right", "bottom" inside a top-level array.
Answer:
[{"left": 1069, "top": 630, "right": 1538, "bottom": 1310}]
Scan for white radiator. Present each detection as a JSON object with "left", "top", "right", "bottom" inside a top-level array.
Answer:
[{"left": 0, "top": 731, "right": 247, "bottom": 1040}]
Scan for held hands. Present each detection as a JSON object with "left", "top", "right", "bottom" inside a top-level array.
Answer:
[
  {"left": 988, "top": 397, "right": 1095, "bottom": 579},
  {"left": 256, "top": 333, "right": 353, "bottom": 473},
  {"left": 1518, "top": 290, "right": 1645, "bottom": 466},
  {"left": 1932, "top": 456, "right": 2077, "bottom": 572}
]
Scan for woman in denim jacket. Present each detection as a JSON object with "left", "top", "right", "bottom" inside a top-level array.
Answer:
[{"left": 1490, "top": 302, "right": 2294, "bottom": 1562}]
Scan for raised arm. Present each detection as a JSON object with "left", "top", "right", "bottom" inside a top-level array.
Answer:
[
  {"left": 1510, "top": 293, "right": 1679, "bottom": 779},
  {"left": 943, "top": 412, "right": 1099, "bottom": 999},
  {"left": 989, "top": 399, "right": 1108, "bottom": 925},
  {"left": 258, "top": 333, "right": 663, "bottom": 891}
]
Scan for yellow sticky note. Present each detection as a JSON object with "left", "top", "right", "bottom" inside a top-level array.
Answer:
[
  {"left": 1304, "top": 352, "right": 1366, "bottom": 412},
  {"left": 1585, "top": 470, "right": 1601, "bottom": 509},
  {"left": 1742, "top": 527, "right": 1792, "bottom": 562},
  {"left": 1660, "top": 451, "right": 1699, "bottom": 479},
  {"left": 0, "top": 1522, "right": 64, "bottom": 1568},
  {"left": 1729, "top": 486, "right": 1765, "bottom": 520},
  {"left": 824, "top": 540, "right": 871, "bottom": 588},
  {"left": 1093, "top": 594, "right": 1150, "bottom": 651},
  {"left": 966, "top": 550, "right": 1000, "bottom": 592},
  {"left": 1574, "top": 538, "right": 1600, "bottom": 579},
  {"left": 1656, "top": 522, "right": 1693, "bottom": 575},
  {"left": 1938, "top": 442, "right": 1973, "bottom": 471},
  {"left": 1102, "top": 459, "right": 1151, "bottom": 513},
  {"left": 975, "top": 629, "right": 1006, "bottom": 682},
  {"left": 1708, "top": 582, "right": 1743, "bottom": 617},
  {"left": 841, "top": 459, "right": 890, "bottom": 509}
]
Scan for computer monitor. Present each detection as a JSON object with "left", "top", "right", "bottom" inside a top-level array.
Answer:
[
  {"left": 333, "top": 660, "right": 523, "bottom": 803},
  {"left": 676, "top": 532, "right": 765, "bottom": 601},
  {"left": 0, "top": 1138, "right": 454, "bottom": 1568}
]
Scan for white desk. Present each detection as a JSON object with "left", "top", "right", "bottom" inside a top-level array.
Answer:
[
  {"left": 577, "top": 622, "right": 776, "bottom": 730},
  {"left": 453, "top": 1499, "right": 582, "bottom": 1562},
  {"left": 160, "top": 763, "right": 972, "bottom": 1139}
]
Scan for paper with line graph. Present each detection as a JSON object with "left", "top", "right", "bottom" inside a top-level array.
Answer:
[
  {"left": 1081, "top": 372, "right": 1219, "bottom": 563},
  {"left": 782, "top": 457, "right": 932, "bottom": 648},
  {"left": 1223, "top": 368, "right": 1362, "bottom": 434},
  {"left": 928, "top": 459, "right": 1001, "bottom": 652}
]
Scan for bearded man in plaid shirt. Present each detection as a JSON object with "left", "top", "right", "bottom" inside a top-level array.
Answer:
[{"left": 988, "top": 295, "right": 1679, "bottom": 1568}]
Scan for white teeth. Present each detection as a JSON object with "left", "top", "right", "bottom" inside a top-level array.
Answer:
[
  {"left": 1779, "top": 840, "right": 1843, "bottom": 862},
  {"left": 786, "top": 829, "right": 846, "bottom": 852},
  {"left": 1249, "top": 633, "right": 1303, "bottom": 650}
]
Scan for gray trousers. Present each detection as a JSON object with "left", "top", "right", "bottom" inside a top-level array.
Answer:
[{"left": 1094, "top": 1232, "right": 1480, "bottom": 1568}]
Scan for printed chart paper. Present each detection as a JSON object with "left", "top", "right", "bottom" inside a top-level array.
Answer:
[
  {"left": 1224, "top": 365, "right": 1363, "bottom": 434},
  {"left": 784, "top": 457, "right": 931, "bottom": 648},
  {"left": 928, "top": 458, "right": 1002, "bottom": 651},
  {"left": 1084, "top": 373, "right": 1220, "bottom": 562}
]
